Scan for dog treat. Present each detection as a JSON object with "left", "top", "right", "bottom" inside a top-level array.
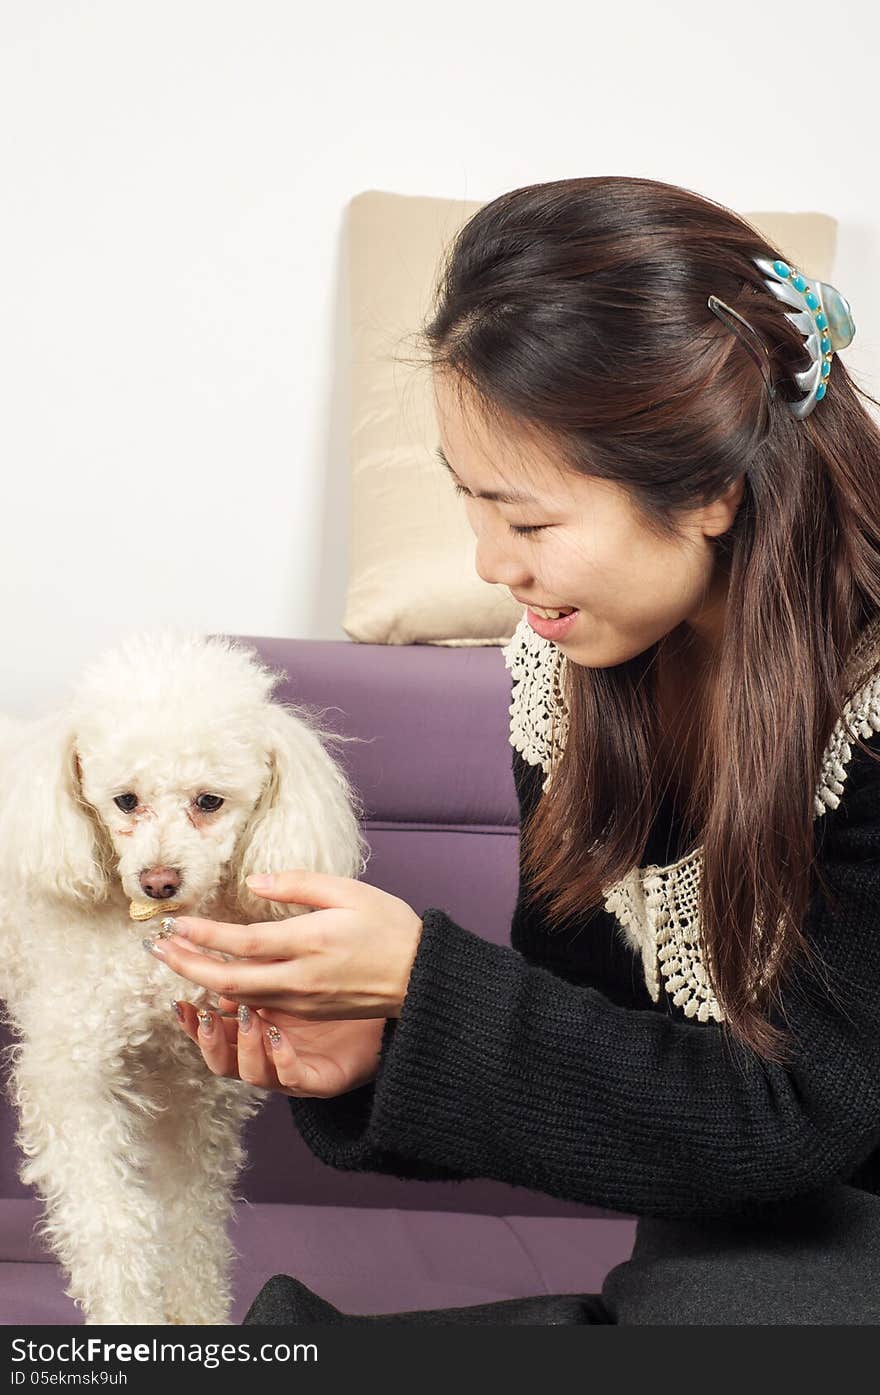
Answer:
[{"left": 129, "top": 897, "right": 184, "bottom": 923}]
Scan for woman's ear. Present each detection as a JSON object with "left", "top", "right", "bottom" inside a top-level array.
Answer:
[
  {"left": 229, "top": 704, "right": 368, "bottom": 921},
  {"left": 6, "top": 714, "right": 112, "bottom": 906}
]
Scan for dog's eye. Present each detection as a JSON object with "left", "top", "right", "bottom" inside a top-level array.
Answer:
[
  {"left": 195, "top": 794, "right": 224, "bottom": 813},
  {"left": 113, "top": 793, "right": 138, "bottom": 813}
]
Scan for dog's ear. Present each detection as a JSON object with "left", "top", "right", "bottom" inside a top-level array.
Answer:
[
  {"left": 9, "top": 714, "right": 112, "bottom": 906},
  {"left": 229, "top": 704, "right": 368, "bottom": 921}
]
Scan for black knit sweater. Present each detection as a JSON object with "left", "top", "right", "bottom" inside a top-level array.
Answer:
[{"left": 288, "top": 729, "right": 880, "bottom": 1223}]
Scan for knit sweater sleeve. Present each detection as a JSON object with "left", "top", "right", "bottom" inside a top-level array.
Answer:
[{"left": 289, "top": 735, "right": 880, "bottom": 1220}]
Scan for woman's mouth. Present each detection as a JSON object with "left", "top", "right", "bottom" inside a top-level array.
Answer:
[{"left": 525, "top": 606, "right": 580, "bottom": 640}]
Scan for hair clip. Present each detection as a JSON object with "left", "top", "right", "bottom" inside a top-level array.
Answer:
[
  {"left": 751, "top": 256, "right": 855, "bottom": 419},
  {"left": 706, "top": 294, "right": 777, "bottom": 404},
  {"left": 707, "top": 257, "right": 855, "bottom": 420}
]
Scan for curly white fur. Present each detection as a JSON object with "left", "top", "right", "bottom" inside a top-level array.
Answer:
[{"left": 0, "top": 628, "right": 369, "bottom": 1325}]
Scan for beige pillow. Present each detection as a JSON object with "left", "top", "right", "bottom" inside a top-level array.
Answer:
[{"left": 343, "top": 189, "right": 837, "bottom": 646}]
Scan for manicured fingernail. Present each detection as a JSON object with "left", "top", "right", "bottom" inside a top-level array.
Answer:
[
  {"left": 142, "top": 937, "right": 165, "bottom": 957},
  {"left": 159, "top": 916, "right": 178, "bottom": 937},
  {"left": 197, "top": 1009, "right": 214, "bottom": 1035},
  {"left": 237, "top": 1004, "right": 252, "bottom": 1033},
  {"left": 246, "top": 874, "right": 274, "bottom": 890},
  {"left": 170, "top": 1000, "right": 185, "bottom": 1023},
  {"left": 266, "top": 1024, "right": 282, "bottom": 1049}
]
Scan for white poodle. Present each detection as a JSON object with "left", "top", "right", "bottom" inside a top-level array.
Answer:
[{"left": 0, "top": 629, "right": 368, "bottom": 1326}]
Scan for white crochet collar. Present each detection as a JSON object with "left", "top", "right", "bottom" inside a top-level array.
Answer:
[{"left": 502, "top": 611, "right": 880, "bottom": 1023}]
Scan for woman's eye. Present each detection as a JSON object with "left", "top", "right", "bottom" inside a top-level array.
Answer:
[
  {"left": 196, "top": 794, "right": 224, "bottom": 813},
  {"left": 113, "top": 793, "right": 138, "bottom": 812},
  {"left": 452, "top": 482, "right": 546, "bottom": 536}
]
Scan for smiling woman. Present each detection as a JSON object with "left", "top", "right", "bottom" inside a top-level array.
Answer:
[
  {"left": 175, "top": 175, "right": 880, "bottom": 1328},
  {"left": 432, "top": 363, "right": 740, "bottom": 676},
  {"left": 408, "top": 176, "right": 880, "bottom": 1080},
  {"left": 435, "top": 437, "right": 590, "bottom": 639}
]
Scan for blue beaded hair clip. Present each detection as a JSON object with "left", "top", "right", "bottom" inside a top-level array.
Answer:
[{"left": 707, "top": 256, "right": 856, "bottom": 420}]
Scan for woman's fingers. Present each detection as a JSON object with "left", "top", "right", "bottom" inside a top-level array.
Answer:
[
  {"left": 237, "top": 1008, "right": 311, "bottom": 1096},
  {"left": 254, "top": 1015, "right": 317, "bottom": 1096},
  {"left": 158, "top": 912, "right": 309, "bottom": 960},
  {"left": 149, "top": 934, "right": 294, "bottom": 1001},
  {"left": 172, "top": 999, "right": 197, "bottom": 1042},
  {"left": 180, "top": 1001, "right": 241, "bottom": 1073},
  {"left": 171, "top": 998, "right": 310, "bottom": 1096},
  {"left": 173, "top": 999, "right": 214, "bottom": 1046},
  {"left": 217, "top": 994, "right": 243, "bottom": 1015},
  {"left": 245, "top": 870, "right": 369, "bottom": 909},
  {"left": 255, "top": 1008, "right": 359, "bottom": 1097},
  {"left": 235, "top": 1004, "right": 288, "bottom": 1090},
  {"left": 268, "top": 1020, "right": 323, "bottom": 1096}
]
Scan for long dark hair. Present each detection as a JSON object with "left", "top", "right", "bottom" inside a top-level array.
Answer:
[{"left": 405, "top": 175, "right": 880, "bottom": 1066}]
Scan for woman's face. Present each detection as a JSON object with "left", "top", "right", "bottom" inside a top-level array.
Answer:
[{"left": 432, "top": 371, "right": 743, "bottom": 670}]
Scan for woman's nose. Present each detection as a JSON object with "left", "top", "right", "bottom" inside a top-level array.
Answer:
[
  {"left": 474, "top": 534, "right": 530, "bottom": 593},
  {"left": 139, "top": 866, "right": 182, "bottom": 899}
]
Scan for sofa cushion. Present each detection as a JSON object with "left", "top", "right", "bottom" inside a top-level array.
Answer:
[{"left": 0, "top": 1198, "right": 637, "bottom": 1324}]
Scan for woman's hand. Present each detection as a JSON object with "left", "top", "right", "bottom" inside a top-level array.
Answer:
[
  {"left": 173, "top": 997, "right": 387, "bottom": 1099},
  {"left": 147, "top": 870, "right": 424, "bottom": 1021}
]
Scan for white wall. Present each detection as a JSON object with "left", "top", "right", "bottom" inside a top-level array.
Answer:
[{"left": 2, "top": 0, "right": 879, "bottom": 715}]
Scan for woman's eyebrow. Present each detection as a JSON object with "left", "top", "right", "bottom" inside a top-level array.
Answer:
[{"left": 434, "top": 446, "right": 538, "bottom": 506}]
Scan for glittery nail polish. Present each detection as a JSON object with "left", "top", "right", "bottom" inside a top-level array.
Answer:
[
  {"left": 170, "top": 1000, "right": 185, "bottom": 1023},
  {"left": 237, "top": 1004, "right": 252, "bottom": 1033},
  {"left": 266, "top": 1024, "right": 282, "bottom": 1049},
  {"left": 142, "top": 937, "right": 165, "bottom": 957},
  {"left": 197, "top": 1008, "right": 214, "bottom": 1035}
]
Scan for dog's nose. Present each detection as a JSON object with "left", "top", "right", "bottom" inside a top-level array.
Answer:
[{"left": 139, "top": 867, "right": 182, "bottom": 899}]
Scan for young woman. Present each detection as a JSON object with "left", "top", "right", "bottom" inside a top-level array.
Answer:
[{"left": 153, "top": 176, "right": 880, "bottom": 1324}]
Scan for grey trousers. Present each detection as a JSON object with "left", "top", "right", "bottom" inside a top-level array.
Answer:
[
  {"left": 242, "top": 1183, "right": 880, "bottom": 1326},
  {"left": 601, "top": 1182, "right": 880, "bottom": 1325}
]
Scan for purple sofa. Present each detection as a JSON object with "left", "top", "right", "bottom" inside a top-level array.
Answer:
[{"left": 0, "top": 637, "right": 637, "bottom": 1324}]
